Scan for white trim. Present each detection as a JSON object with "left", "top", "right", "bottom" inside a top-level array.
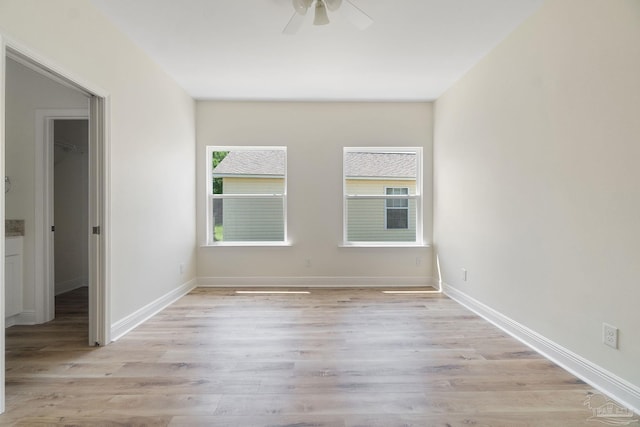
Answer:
[
  {"left": 88, "top": 95, "right": 111, "bottom": 347},
  {"left": 198, "top": 276, "right": 435, "bottom": 288},
  {"left": 5, "top": 310, "right": 36, "bottom": 328},
  {"left": 442, "top": 283, "right": 640, "bottom": 414},
  {"left": 213, "top": 174, "right": 285, "bottom": 179},
  {"left": 339, "top": 243, "right": 431, "bottom": 248},
  {"left": 54, "top": 279, "right": 87, "bottom": 296},
  {"left": 110, "top": 279, "right": 197, "bottom": 342},
  {"left": 200, "top": 242, "right": 293, "bottom": 248},
  {"left": 346, "top": 176, "right": 416, "bottom": 181},
  {"left": 211, "top": 193, "right": 286, "bottom": 198},
  {"left": 346, "top": 194, "right": 420, "bottom": 199},
  {"left": 0, "top": 34, "right": 7, "bottom": 414}
]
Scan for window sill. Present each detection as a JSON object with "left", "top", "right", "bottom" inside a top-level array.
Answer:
[
  {"left": 201, "top": 241, "right": 292, "bottom": 248},
  {"left": 339, "top": 242, "right": 431, "bottom": 248}
]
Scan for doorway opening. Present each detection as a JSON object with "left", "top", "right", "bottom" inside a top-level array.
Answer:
[
  {"left": 35, "top": 109, "right": 90, "bottom": 328},
  {"left": 52, "top": 119, "right": 90, "bottom": 318}
]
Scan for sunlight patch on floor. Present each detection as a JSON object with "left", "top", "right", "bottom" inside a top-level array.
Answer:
[{"left": 235, "top": 290, "right": 311, "bottom": 294}]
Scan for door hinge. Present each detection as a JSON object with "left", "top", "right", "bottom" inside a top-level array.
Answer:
[{"left": 92, "top": 226, "right": 101, "bottom": 235}]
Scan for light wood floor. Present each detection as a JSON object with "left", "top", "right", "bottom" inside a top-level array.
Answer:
[{"left": 0, "top": 287, "right": 626, "bottom": 426}]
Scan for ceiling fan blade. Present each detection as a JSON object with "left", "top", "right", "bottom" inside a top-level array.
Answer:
[
  {"left": 313, "top": 0, "right": 330, "bottom": 25},
  {"left": 325, "top": 0, "right": 342, "bottom": 12},
  {"left": 292, "top": 0, "right": 313, "bottom": 15},
  {"left": 342, "top": 0, "right": 373, "bottom": 30},
  {"left": 283, "top": 11, "right": 305, "bottom": 34}
]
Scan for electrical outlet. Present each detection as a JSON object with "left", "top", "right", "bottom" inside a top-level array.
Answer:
[
  {"left": 461, "top": 268, "right": 468, "bottom": 282},
  {"left": 416, "top": 257, "right": 422, "bottom": 266},
  {"left": 305, "top": 259, "right": 312, "bottom": 268},
  {"left": 603, "top": 323, "right": 618, "bottom": 349},
  {"left": 179, "top": 263, "right": 184, "bottom": 274}
]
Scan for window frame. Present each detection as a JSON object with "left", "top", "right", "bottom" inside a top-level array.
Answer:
[
  {"left": 385, "top": 187, "right": 410, "bottom": 230},
  {"left": 205, "top": 146, "right": 288, "bottom": 246},
  {"left": 342, "top": 147, "right": 423, "bottom": 247}
]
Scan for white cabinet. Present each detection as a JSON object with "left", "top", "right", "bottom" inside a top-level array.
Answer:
[{"left": 5, "top": 236, "right": 23, "bottom": 319}]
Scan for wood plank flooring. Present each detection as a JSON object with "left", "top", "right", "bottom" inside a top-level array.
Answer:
[{"left": 0, "top": 287, "right": 631, "bottom": 426}]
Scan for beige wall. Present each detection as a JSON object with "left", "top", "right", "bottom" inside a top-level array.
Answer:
[
  {"left": 0, "top": 0, "right": 196, "bottom": 324},
  {"left": 5, "top": 58, "right": 88, "bottom": 313},
  {"left": 435, "top": 0, "right": 640, "bottom": 391},
  {"left": 197, "top": 101, "right": 433, "bottom": 282}
]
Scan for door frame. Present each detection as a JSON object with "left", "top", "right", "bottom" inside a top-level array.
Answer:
[
  {"left": 35, "top": 110, "right": 89, "bottom": 324},
  {"left": 0, "top": 36, "right": 111, "bottom": 412}
]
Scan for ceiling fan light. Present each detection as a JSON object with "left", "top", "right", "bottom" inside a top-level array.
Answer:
[
  {"left": 292, "top": 0, "right": 312, "bottom": 15},
  {"left": 313, "top": 0, "right": 330, "bottom": 25}
]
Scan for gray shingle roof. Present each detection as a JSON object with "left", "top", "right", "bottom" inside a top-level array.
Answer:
[
  {"left": 213, "top": 150, "right": 416, "bottom": 179},
  {"left": 344, "top": 152, "right": 416, "bottom": 179},
  {"left": 212, "top": 150, "right": 285, "bottom": 176}
]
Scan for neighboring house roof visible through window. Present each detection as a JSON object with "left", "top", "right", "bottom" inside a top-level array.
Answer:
[
  {"left": 212, "top": 150, "right": 285, "bottom": 177},
  {"left": 213, "top": 150, "right": 416, "bottom": 179},
  {"left": 344, "top": 152, "right": 416, "bottom": 179}
]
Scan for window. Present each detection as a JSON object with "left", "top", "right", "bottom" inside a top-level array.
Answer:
[
  {"left": 206, "top": 146, "right": 287, "bottom": 245},
  {"left": 385, "top": 187, "right": 409, "bottom": 229},
  {"left": 343, "top": 147, "right": 422, "bottom": 245}
]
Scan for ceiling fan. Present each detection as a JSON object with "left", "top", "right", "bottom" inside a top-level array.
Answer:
[{"left": 283, "top": 0, "right": 373, "bottom": 34}]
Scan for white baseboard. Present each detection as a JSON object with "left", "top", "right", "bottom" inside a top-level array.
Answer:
[
  {"left": 55, "top": 277, "right": 87, "bottom": 296},
  {"left": 198, "top": 276, "right": 435, "bottom": 288},
  {"left": 110, "top": 278, "right": 197, "bottom": 341},
  {"left": 5, "top": 310, "right": 36, "bottom": 328},
  {"left": 443, "top": 283, "right": 640, "bottom": 414}
]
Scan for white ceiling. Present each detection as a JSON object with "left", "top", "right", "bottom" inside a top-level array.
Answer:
[{"left": 90, "top": 0, "right": 543, "bottom": 101}]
